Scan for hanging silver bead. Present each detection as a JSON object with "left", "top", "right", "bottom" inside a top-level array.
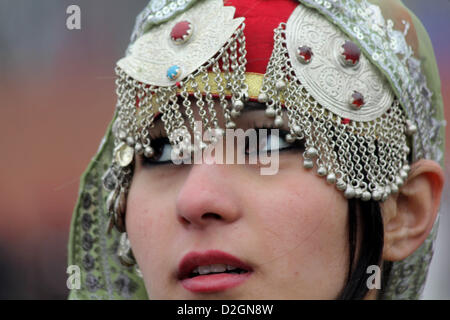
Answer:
[
  {"left": 317, "top": 166, "right": 327, "bottom": 177},
  {"left": 326, "top": 173, "right": 336, "bottom": 184},
  {"left": 274, "top": 116, "right": 284, "bottom": 128},
  {"left": 361, "top": 191, "right": 372, "bottom": 201},
  {"left": 399, "top": 169, "right": 408, "bottom": 180},
  {"left": 126, "top": 136, "right": 135, "bottom": 147},
  {"left": 276, "top": 80, "right": 286, "bottom": 91},
  {"left": 403, "top": 145, "right": 410, "bottom": 154},
  {"left": 233, "top": 100, "right": 244, "bottom": 111},
  {"left": 118, "top": 130, "right": 127, "bottom": 141},
  {"left": 293, "top": 125, "right": 302, "bottom": 135},
  {"left": 285, "top": 134, "right": 296, "bottom": 143},
  {"left": 372, "top": 189, "right": 383, "bottom": 201},
  {"left": 336, "top": 179, "right": 347, "bottom": 191},
  {"left": 144, "top": 146, "right": 155, "bottom": 158},
  {"left": 134, "top": 142, "right": 144, "bottom": 155},
  {"left": 355, "top": 188, "right": 362, "bottom": 199},
  {"left": 303, "top": 159, "right": 314, "bottom": 169},
  {"left": 344, "top": 186, "right": 356, "bottom": 199},
  {"left": 265, "top": 108, "right": 276, "bottom": 118},
  {"left": 226, "top": 121, "right": 236, "bottom": 129},
  {"left": 405, "top": 120, "right": 418, "bottom": 136},
  {"left": 305, "top": 147, "right": 319, "bottom": 158},
  {"left": 258, "top": 93, "right": 268, "bottom": 103}
]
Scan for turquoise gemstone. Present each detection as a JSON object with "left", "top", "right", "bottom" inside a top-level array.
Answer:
[{"left": 167, "top": 65, "right": 181, "bottom": 80}]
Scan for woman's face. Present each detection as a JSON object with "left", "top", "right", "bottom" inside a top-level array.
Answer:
[{"left": 126, "top": 101, "right": 350, "bottom": 299}]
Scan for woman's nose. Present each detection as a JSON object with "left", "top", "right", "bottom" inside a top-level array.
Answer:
[{"left": 175, "top": 161, "right": 242, "bottom": 229}]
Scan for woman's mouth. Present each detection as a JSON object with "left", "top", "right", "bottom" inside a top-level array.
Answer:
[{"left": 177, "top": 250, "right": 253, "bottom": 293}]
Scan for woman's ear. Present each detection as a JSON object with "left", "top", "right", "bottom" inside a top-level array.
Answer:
[{"left": 381, "top": 159, "right": 445, "bottom": 261}]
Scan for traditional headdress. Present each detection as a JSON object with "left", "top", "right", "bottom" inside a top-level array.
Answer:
[{"left": 68, "top": 0, "right": 446, "bottom": 299}]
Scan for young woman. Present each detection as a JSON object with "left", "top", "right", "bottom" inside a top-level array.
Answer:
[{"left": 68, "top": 0, "right": 446, "bottom": 299}]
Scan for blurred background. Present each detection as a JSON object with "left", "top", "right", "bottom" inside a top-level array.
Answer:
[{"left": 0, "top": 0, "right": 449, "bottom": 299}]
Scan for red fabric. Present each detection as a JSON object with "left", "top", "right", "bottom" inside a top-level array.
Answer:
[{"left": 225, "top": 0, "right": 298, "bottom": 74}]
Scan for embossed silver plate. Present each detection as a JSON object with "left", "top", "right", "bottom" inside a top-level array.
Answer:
[
  {"left": 286, "top": 5, "right": 394, "bottom": 122},
  {"left": 118, "top": 0, "right": 244, "bottom": 87}
]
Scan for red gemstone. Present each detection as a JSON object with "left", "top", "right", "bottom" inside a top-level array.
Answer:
[
  {"left": 350, "top": 91, "right": 365, "bottom": 109},
  {"left": 341, "top": 118, "right": 351, "bottom": 125},
  {"left": 297, "top": 46, "right": 313, "bottom": 64},
  {"left": 171, "top": 21, "right": 192, "bottom": 43},
  {"left": 341, "top": 41, "right": 361, "bottom": 66},
  {"left": 176, "top": 81, "right": 181, "bottom": 88}
]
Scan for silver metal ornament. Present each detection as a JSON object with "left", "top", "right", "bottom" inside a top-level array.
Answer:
[
  {"left": 258, "top": 93, "right": 269, "bottom": 103},
  {"left": 317, "top": 166, "right": 327, "bottom": 177},
  {"left": 326, "top": 173, "right": 336, "bottom": 184},
  {"left": 265, "top": 108, "right": 276, "bottom": 118},
  {"left": 303, "top": 159, "right": 314, "bottom": 169},
  {"left": 233, "top": 100, "right": 244, "bottom": 111},
  {"left": 305, "top": 147, "right": 319, "bottom": 159},
  {"left": 144, "top": 146, "right": 155, "bottom": 158},
  {"left": 117, "top": 233, "right": 136, "bottom": 267},
  {"left": 344, "top": 186, "right": 356, "bottom": 199},
  {"left": 134, "top": 142, "right": 144, "bottom": 155},
  {"left": 115, "top": 142, "right": 134, "bottom": 167},
  {"left": 274, "top": 116, "right": 284, "bottom": 128},
  {"left": 362, "top": 191, "right": 372, "bottom": 201}
]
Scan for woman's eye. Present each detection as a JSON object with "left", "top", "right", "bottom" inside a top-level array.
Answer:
[
  {"left": 260, "top": 131, "right": 291, "bottom": 153},
  {"left": 143, "top": 130, "right": 304, "bottom": 167},
  {"left": 245, "top": 130, "right": 304, "bottom": 155},
  {"left": 142, "top": 138, "right": 173, "bottom": 166}
]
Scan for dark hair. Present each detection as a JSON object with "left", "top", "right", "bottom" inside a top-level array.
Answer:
[{"left": 337, "top": 199, "right": 386, "bottom": 299}]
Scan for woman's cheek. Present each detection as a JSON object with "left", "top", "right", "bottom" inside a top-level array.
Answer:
[{"left": 247, "top": 170, "right": 348, "bottom": 298}]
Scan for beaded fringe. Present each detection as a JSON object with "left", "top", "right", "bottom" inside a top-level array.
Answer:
[
  {"left": 104, "top": 24, "right": 248, "bottom": 233},
  {"left": 257, "top": 24, "right": 412, "bottom": 202}
]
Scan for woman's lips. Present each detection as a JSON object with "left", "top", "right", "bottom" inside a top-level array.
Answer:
[
  {"left": 180, "top": 272, "right": 252, "bottom": 293},
  {"left": 177, "top": 250, "right": 253, "bottom": 293}
]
